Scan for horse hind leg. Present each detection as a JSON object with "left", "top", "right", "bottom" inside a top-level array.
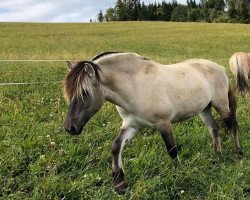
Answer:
[
  {"left": 212, "top": 87, "right": 243, "bottom": 155},
  {"left": 199, "top": 105, "right": 222, "bottom": 154}
]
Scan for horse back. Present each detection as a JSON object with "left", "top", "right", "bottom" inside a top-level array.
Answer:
[{"left": 161, "top": 59, "right": 229, "bottom": 91}]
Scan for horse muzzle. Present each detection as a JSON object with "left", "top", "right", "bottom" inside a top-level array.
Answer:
[{"left": 64, "top": 124, "right": 83, "bottom": 135}]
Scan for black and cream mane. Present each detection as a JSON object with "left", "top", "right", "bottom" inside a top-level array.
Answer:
[
  {"left": 64, "top": 52, "right": 145, "bottom": 102},
  {"left": 91, "top": 52, "right": 122, "bottom": 61}
]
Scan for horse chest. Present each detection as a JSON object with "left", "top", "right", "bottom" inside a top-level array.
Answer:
[
  {"left": 119, "top": 111, "right": 155, "bottom": 128},
  {"left": 134, "top": 116, "right": 155, "bottom": 128}
]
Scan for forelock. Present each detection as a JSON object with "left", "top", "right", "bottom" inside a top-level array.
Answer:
[{"left": 63, "top": 61, "right": 101, "bottom": 103}]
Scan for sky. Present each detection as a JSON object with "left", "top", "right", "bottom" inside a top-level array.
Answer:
[{"left": 0, "top": 0, "right": 186, "bottom": 23}]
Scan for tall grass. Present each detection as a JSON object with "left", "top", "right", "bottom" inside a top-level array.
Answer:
[{"left": 0, "top": 22, "right": 249, "bottom": 199}]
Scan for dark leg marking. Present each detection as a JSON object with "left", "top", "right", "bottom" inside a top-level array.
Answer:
[
  {"left": 159, "top": 125, "right": 178, "bottom": 160},
  {"left": 112, "top": 169, "right": 128, "bottom": 195},
  {"left": 111, "top": 136, "right": 122, "bottom": 170},
  {"left": 224, "top": 116, "right": 243, "bottom": 156}
]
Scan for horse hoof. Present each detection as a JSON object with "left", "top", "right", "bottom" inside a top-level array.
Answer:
[
  {"left": 211, "top": 156, "right": 221, "bottom": 165},
  {"left": 236, "top": 147, "right": 243, "bottom": 156},
  {"left": 114, "top": 181, "right": 128, "bottom": 195},
  {"left": 177, "top": 144, "right": 183, "bottom": 151},
  {"left": 215, "top": 150, "right": 222, "bottom": 156},
  {"left": 173, "top": 157, "right": 180, "bottom": 168}
]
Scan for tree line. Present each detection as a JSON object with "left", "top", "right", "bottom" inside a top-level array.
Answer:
[{"left": 97, "top": 0, "right": 250, "bottom": 23}]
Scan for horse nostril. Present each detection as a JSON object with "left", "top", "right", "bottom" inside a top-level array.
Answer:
[
  {"left": 69, "top": 126, "right": 76, "bottom": 133},
  {"left": 65, "top": 125, "right": 76, "bottom": 134}
]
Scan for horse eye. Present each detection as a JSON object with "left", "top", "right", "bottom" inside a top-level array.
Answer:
[{"left": 83, "top": 90, "right": 90, "bottom": 96}]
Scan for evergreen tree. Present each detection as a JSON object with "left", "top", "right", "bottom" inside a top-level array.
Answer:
[
  {"left": 105, "top": 8, "right": 116, "bottom": 21},
  {"left": 130, "top": 0, "right": 141, "bottom": 20},
  {"left": 207, "top": 0, "right": 225, "bottom": 10},
  {"left": 237, "top": 0, "right": 250, "bottom": 23},
  {"left": 171, "top": 5, "right": 188, "bottom": 21},
  {"left": 138, "top": 2, "right": 148, "bottom": 20},
  {"left": 115, "top": 0, "right": 128, "bottom": 21},
  {"left": 210, "top": 8, "right": 218, "bottom": 21},
  {"left": 125, "top": 0, "right": 132, "bottom": 20},
  {"left": 157, "top": 5, "right": 164, "bottom": 20},
  {"left": 162, "top": 1, "right": 173, "bottom": 21},
  {"left": 147, "top": 3, "right": 158, "bottom": 20},
  {"left": 200, "top": 0, "right": 208, "bottom": 8},
  {"left": 216, "top": 0, "right": 225, "bottom": 10},
  {"left": 228, "top": 0, "right": 237, "bottom": 19},
  {"left": 188, "top": 8, "right": 201, "bottom": 21},
  {"left": 203, "top": 7, "right": 211, "bottom": 22},
  {"left": 172, "top": 0, "right": 178, "bottom": 8},
  {"left": 102, "top": 0, "right": 249, "bottom": 23},
  {"left": 97, "top": 10, "right": 104, "bottom": 22},
  {"left": 187, "top": 0, "right": 197, "bottom": 8}
]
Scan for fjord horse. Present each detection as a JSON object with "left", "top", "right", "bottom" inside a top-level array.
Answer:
[
  {"left": 63, "top": 52, "right": 243, "bottom": 194},
  {"left": 229, "top": 52, "right": 250, "bottom": 94}
]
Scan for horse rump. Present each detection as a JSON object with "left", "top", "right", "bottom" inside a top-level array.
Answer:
[{"left": 236, "top": 56, "right": 248, "bottom": 93}]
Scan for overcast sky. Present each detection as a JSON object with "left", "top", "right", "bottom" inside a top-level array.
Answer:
[{"left": 0, "top": 0, "right": 187, "bottom": 23}]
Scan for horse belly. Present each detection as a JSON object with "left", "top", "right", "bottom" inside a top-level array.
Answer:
[
  {"left": 171, "top": 110, "right": 202, "bottom": 123},
  {"left": 170, "top": 90, "right": 211, "bottom": 123}
]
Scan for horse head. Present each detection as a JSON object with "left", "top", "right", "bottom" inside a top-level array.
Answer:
[{"left": 63, "top": 61, "right": 103, "bottom": 135}]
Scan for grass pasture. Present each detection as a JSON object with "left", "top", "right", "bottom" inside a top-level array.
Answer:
[{"left": 0, "top": 22, "right": 250, "bottom": 199}]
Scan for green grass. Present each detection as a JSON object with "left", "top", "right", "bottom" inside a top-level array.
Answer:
[{"left": 0, "top": 22, "right": 250, "bottom": 199}]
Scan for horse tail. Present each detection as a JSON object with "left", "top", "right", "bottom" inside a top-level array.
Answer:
[
  {"left": 236, "top": 56, "right": 248, "bottom": 93},
  {"left": 224, "top": 83, "right": 244, "bottom": 155},
  {"left": 224, "top": 84, "right": 238, "bottom": 131}
]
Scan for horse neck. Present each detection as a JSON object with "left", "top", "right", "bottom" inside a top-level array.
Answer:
[{"left": 98, "top": 59, "right": 143, "bottom": 111}]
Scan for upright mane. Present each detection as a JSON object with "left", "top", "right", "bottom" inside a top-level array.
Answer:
[
  {"left": 63, "top": 61, "right": 101, "bottom": 103},
  {"left": 92, "top": 52, "right": 149, "bottom": 65},
  {"left": 91, "top": 52, "right": 122, "bottom": 61},
  {"left": 64, "top": 52, "right": 147, "bottom": 103}
]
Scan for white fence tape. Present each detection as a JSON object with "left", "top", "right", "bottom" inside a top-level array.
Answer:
[
  {"left": 0, "top": 81, "right": 62, "bottom": 86},
  {"left": 0, "top": 60, "right": 68, "bottom": 62}
]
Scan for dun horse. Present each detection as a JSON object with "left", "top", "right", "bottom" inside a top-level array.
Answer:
[
  {"left": 229, "top": 52, "right": 250, "bottom": 94},
  {"left": 63, "top": 52, "right": 243, "bottom": 194}
]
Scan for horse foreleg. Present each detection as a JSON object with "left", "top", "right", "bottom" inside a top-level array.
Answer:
[
  {"left": 157, "top": 122, "right": 178, "bottom": 162},
  {"left": 111, "top": 126, "right": 137, "bottom": 194}
]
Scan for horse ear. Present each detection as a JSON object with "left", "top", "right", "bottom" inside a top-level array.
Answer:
[
  {"left": 84, "top": 63, "right": 95, "bottom": 77},
  {"left": 66, "top": 61, "right": 74, "bottom": 70}
]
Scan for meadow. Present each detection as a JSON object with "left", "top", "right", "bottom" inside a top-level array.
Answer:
[{"left": 0, "top": 22, "right": 249, "bottom": 199}]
